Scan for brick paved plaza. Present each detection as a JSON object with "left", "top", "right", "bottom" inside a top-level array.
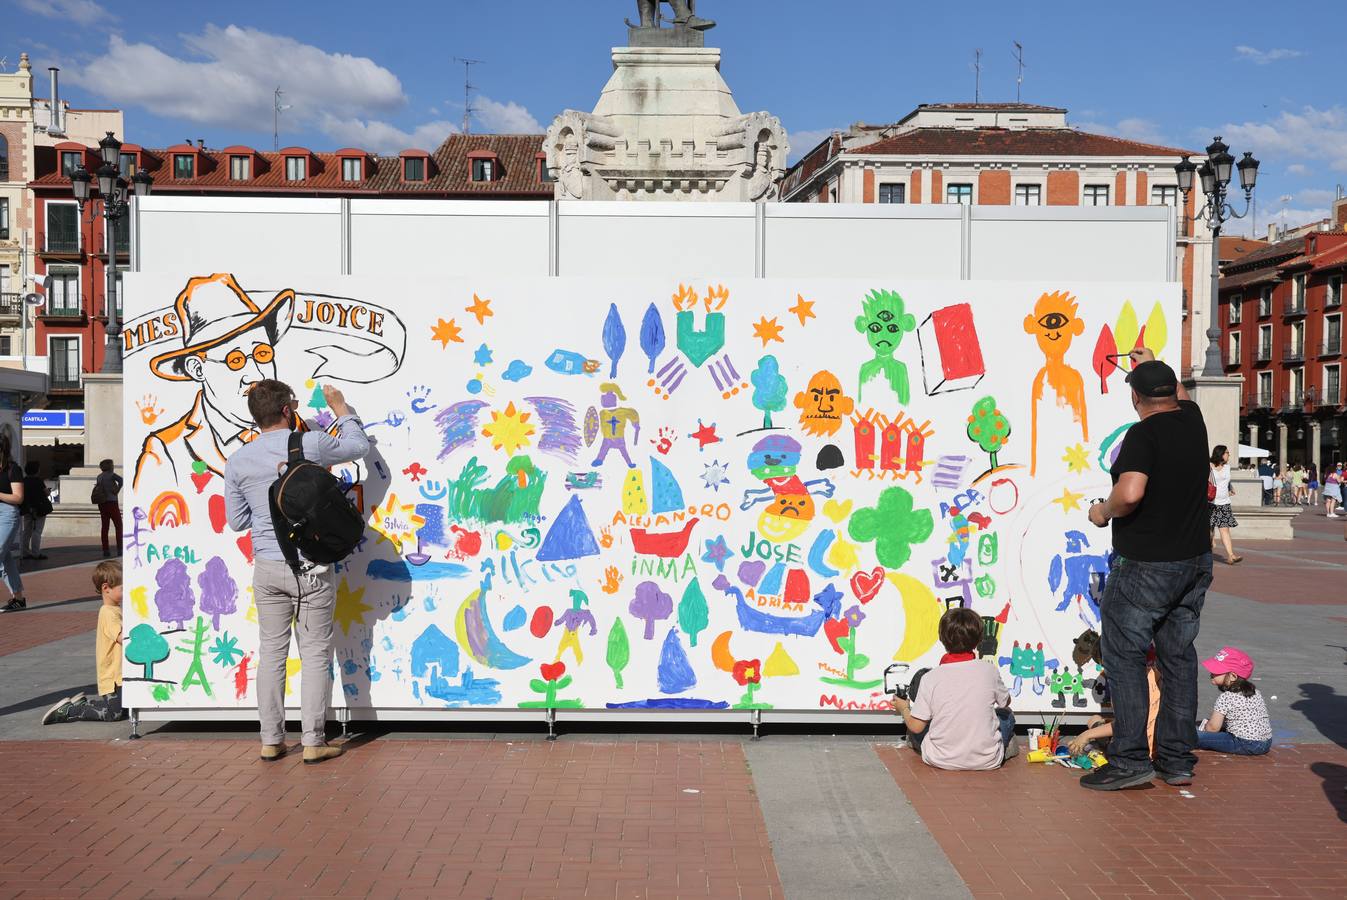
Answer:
[{"left": 1, "top": 518, "right": 1344, "bottom": 899}]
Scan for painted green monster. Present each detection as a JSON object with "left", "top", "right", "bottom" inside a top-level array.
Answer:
[{"left": 854, "top": 289, "right": 917, "bottom": 405}]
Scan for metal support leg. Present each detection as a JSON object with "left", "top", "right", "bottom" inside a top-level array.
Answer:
[
  {"left": 545, "top": 707, "right": 557, "bottom": 742},
  {"left": 750, "top": 708, "right": 762, "bottom": 741},
  {"left": 128, "top": 709, "right": 140, "bottom": 740},
  {"left": 339, "top": 708, "right": 350, "bottom": 740}
]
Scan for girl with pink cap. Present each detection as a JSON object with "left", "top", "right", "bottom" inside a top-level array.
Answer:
[{"left": 1197, "top": 646, "right": 1271, "bottom": 755}]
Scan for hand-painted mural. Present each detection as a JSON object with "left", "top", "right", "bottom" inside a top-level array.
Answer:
[{"left": 122, "top": 274, "right": 1178, "bottom": 714}]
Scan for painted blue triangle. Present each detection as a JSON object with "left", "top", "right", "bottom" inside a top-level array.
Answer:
[
  {"left": 536, "top": 494, "right": 601, "bottom": 562},
  {"left": 649, "top": 457, "right": 685, "bottom": 514}
]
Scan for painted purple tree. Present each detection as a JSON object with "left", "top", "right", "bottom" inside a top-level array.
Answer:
[
  {"left": 197, "top": 556, "right": 238, "bottom": 631},
  {"left": 154, "top": 558, "right": 196, "bottom": 632},
  {"left": 628, "top": 580, "right": 672, "bottom": 640}
]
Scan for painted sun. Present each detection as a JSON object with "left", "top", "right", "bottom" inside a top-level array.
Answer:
[{"left": 481, "top": 401, "right": 537, "bottom": 455}]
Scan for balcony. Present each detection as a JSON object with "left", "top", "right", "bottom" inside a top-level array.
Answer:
[
  {"left": 1316, "top": 387, "right": 1342, "bottom": 408},
  {"left": 1283, "top": 342, "right": 1305, "bottom": 363},
  {"left": 1322, "top": 338, "right": 1343, "bottom": 357},
  {"left": 1251, "top": 391, "right": 1274, "bottom": 410},
  {"left": 1226, "top": 351, "right": 1242, "bottom": 368},
  {"left": 0, "top": 293, "right": 21, "bottom": 320},
  {"left": 47, "top": 369, "right": 80, "bottom": 391},
  {"left": 1328, "top": 283, "right": 1343, "bottom": 308},
  {"left": 1254, "top": 344, "right": 1272, "bottom": 363},
  {"left": 41, "top": 236, "right": 81, "bottom": 256},
  {"left": 1283, "top": 297, "right": 1307, "bottom": 317}
]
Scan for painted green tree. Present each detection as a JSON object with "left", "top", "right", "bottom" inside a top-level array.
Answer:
[
  {"left": 966, "top": 396, "right": 1011, "bottom": 470},
  {"left": 677, "top": 579, "right": 709, "bottom": 647},
  {"left": 750, "top": 356, "right": 788, "bottom": 429},
  {"left": 606, "top": 617, "right": 631, "bottom": 689},
  {"left": 125, "top": 624, "right": 170, "bottom": 680}
]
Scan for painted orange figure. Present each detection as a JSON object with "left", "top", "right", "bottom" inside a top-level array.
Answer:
[
  {"left": 1024, "top": 291, "right": 1088, "bottom": 475},
  {"left": 793, "top": 370, "right": 855, "bottom": 437}
]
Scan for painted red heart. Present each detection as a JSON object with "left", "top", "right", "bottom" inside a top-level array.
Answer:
[
  {"left": 823, "top": 617, "right": 850, "bottom": 654},
  {"left": 540, "top": 661, "right": 566, "bottom": 682},
  {"left": 850, "top": 567, "right": 886, "bottom": 605},
  {"left": 236, "top": 532, "right": 254, "bottom": 563},
  {"left": 190, "top": 471, "right": 212, "bottom": 494},
  {"left": 530, "top": 606, "right": 554, "bottom": 639},
  {"left": 208, "top": 494, "right": 226, "bottom": 534}
]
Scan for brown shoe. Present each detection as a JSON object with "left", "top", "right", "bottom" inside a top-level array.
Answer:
[
  {"left": 302, "top": 744, "right": 344, "bottom": 765},
  {"left": 259, "top": 744, "right": 287, "bottom": 762}
]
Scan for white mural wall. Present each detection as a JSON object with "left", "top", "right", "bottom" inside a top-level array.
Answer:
[{"left": 120, "top": 274, "right": 1178, "bottom": 715}]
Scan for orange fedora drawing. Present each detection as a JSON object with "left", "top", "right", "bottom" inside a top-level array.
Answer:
[{"left": 148, "top": 274, "right": 296, "bottom": 381}]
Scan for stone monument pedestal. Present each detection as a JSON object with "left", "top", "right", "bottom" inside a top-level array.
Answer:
[{"left": 48, "top": 372, "right": 123, "bottom": 539}]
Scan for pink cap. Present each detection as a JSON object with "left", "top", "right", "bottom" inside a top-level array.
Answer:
[{"left": 1202, "top": 646, "right": 1254, "bottom": 679}]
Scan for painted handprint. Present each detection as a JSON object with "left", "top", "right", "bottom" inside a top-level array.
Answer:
[
  {"left": 650, "top": 427, "right": 678, "bottom": 455},
  {"left": 600, "top": 566, "right": 622, "bottom": 595},
  {"left": 599, "top": 526, "right": 614, "bottom": 549},
  {"left": 136, "top": 394, "right": 164, "bottom": 426}
]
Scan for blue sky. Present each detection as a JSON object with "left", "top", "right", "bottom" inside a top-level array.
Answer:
[{"left": 10, "top": 0, "right": 1343, "bottom": 233}]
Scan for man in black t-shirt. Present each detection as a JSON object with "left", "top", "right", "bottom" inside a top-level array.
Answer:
[{"left": 1080, "top": 349, "right": 1211, "bottom": 791}]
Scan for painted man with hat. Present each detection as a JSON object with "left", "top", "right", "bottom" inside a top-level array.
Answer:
[
  {"left": 133, "top": 274, "right": 296, "bottom": 490},
  {"left": 1081, "top": 347, "right": 1211, "bottom": 791}
]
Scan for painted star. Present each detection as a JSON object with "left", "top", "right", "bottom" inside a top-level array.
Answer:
[
  {"left": 1052, "top": 487, "right": 1085, "bottom": 513},
  {"left": 334, "top": 578, "right": 374, "bottom": 636},
  {"left": 431, "top": 317, "right": 463, "bottom": 347},
  {"left": 1062, "top": 443, "right": 1090, "bottom": 474},
  {"left": 701, "top": 459, "right": 732, "bottom": 492},
  {"left": 690, "top": 420, "right": 721, "bottom": 450},
  {"left": 473, "top": 343, "right": 493, "bottom": 366},
  {"left": 701, "top": 536, "right": 734, "bottom": 573},
  {"left": 465, "top": 293, "right": 494, "bottom": 325},
  {"left": 368, "top": 492, "right": 426, "bottom": 553},
  {"left": 788, "top": 294, "right": 816, "bottom": 326},
  {"left": 752, "top": 316, "right": 785, "bottom": 346}
]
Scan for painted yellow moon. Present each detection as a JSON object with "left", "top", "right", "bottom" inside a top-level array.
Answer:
[
  {"left": 711, "top": 630, "right": 736, "bottom": 672},
  {"left": 888, "top": 573, "right": 942, "bottom": 662}
]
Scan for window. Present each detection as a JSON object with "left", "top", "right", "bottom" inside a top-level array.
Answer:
[
  {"left": 879, "top": 183, "right": 906, "bottom": 204},
  {"left": 114, "top": 266, "right": 126, "bottom": 319},
  {"left": 471, "top": 158, "right": 494, "bottom": 182},
  {"left": 402, "top": 157, "right": 425, "bottom": 182},
  {"left": 1329, "top": 275, "right": 1343, "bottom": 307},
  {"left": 1290, "top": 321, "right": 1305, "bottom": 358},
  {"left": 1293, "top": 274, "right": 1306, "bottom": 310},
  {"left": 1325, "top": 314, "right": 1342, "bottom": 356},
  {"left": 49, "top": 337, "right": 80, "bottom": 389},
  {"left": 1014, "top": 184, "right": 1042, "bottom": 205},
  {"left": 1291, "top": 366, "right": 1305, "bottom": 403},
  {"left": 118, "top": 153, "right": 136, "bottom": 178},
  {"left": 0, "top": 134, "right": 8, "bottom": 180},
  {"left": 0, "top": 264, "right": 9, "bottom": 297},
  {"left": 113, "top": 214, "right": 130, "bottom": 255},
  {"left": 45, "top": 203, "right": 80, "bottom": 253},
  {"left": 45, "top": 266, "right": 80, "bottom": 316},
  {"left": 1228, "top": 331, "right": 1241, "bottom": 366},
  {"left": 538, "top": 158, "right": 554, "bottom": 183},
  {"left": 1327, "top": 364, "right": 1341, "bottom": 405},
  {"left": 829, "top": 183, "right": 838, "bottom": 203},
  {"left": 60, "top": 151, "right": 82, "bottom": 177},
  {"left": 1228, "top": 294, "right": 1242, "bottom": 324},
  {"left": 172, "top": 154, "right": 194, "bottom": 179},
  {"left": 1259, "top": 286, "right": 1273, "bottom": 317},
  {"left": 229, "top": 156, "right": 251, "bottom": 181},
  {"left": 1257, "top": 324, "right": 1272, "bottom": 361},
  {"left": 1151, "top": 185, "right": 1179, "bottom": 206},
  {"left": 946, "top": 183, "right": 973, "bottom": 204},
  {"left": 0, "top": 337, "right": 10, "bottom": 357},
  {"left": 341, "top": 158, "right": 362, "bottom": 182},
  {"left": 1083, "top": 184, "right": 1110, "bottom": 206},
  {"left": 1257, "top": 371, "right": 1273, "bottom": 406},
  {"left": 285, "top": 157, "right": 306, "bottom": 181},
  {"left": 0, "top": 197, "right": 7, "bottom": 240}
]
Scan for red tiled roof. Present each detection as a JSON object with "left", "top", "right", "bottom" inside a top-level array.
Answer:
[
  {"left": 914, "top": 103, "right": 1066, "bottom": 113},
  {"left": 780, "top": 132, "right": 841, "bottom": 195},
  {"left": 856, "top": 127, "right": 1195, "bottom": 158},
  {"left": 29, "top": 134, "right": 552, "bottom": 198}
]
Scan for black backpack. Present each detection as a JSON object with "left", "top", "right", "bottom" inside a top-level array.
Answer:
[{"left": 268, "top": 432, "right": 365, "bottom": 570}]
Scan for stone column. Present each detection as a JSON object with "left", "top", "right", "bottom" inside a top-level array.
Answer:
[
  {"left": 1248, "top": 423, "right": 1259, "bottom": 449},
  {"left": 1309, "top": 420, "right": 1322, "bottom": 471},
  {"left": 1185, "top": 374, "right": 1242, "bottom": 462},
  {"left": 1277, "top": 420, "right": 1288, "bottom": 465}
]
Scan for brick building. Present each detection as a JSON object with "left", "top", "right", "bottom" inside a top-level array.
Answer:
[
  {"left": 1218, "top": 229, "right": 1347, "bottom": 467},
  {"left": 779, "top": 103, "right": 1210, "bottom": 374}
]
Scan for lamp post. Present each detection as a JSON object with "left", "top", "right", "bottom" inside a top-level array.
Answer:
[
  {"left": 1176, "top": 138, "right": 1259, "bottom": 378},
  {"left": 69, "top": 131, "right": 152, "bottom": 374}
]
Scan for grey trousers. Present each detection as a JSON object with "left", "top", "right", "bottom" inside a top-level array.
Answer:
[{"left": 254, "top": 558, "right": 335, "bottom": 747}]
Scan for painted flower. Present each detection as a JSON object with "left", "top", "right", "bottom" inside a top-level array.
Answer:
[
  {"left": 843, "top": 605, "right": 866, "bottom": 629},
  {"left": 732, "top": 659, "right": 762, "bottom": 686},
  {"left": 823, "top": 617, "right": 850, "bottom": 654},
  {"left": 540, "top": 661, "right": 566, "bottom": 682}
]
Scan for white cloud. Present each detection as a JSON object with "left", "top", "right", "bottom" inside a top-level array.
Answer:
[
  {"left": 786, "top": 128, "right": 838, "bottom": 164},
  {"left": 318, "top": 115, "right": 456, "bottom": 154},
  {"left": 15, "top": 0, "right": 111, "bottom": 26},
  {"left": 473, "top": 97, "right": 543, "bottom": 134},
  {"left": 1234, "top": 45, "right": 1305, "bottom": 65},
  {"left": 1215, "top": 105, "right": 1347, "bottom": 173},
  {"left": 1266, "top": 205, "right": 1330, "bottom": 232},
  {"left": 66, "top": 26, "right": 405, "bottom": 134},
  {"left": 1295, "top": 188, "right": 1336, "bottom": 206},
  {"left": 1074, "top": 117, "right": 1177, "bottom": 148},
  {"left": 1286, "top": 163, "right": 1309, "bottom": 176}
]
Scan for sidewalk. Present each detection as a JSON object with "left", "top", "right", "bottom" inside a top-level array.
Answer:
[{"left": 1, "top": 518, "right": 1344, "bottom": 898}]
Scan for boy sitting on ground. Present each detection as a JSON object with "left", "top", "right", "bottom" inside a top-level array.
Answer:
[
  {"left": 892, "top": 607, "right": 1018, "bottom": 770},
  {"left": 42, "top": 559, "right": 126, "bottom": 724}
]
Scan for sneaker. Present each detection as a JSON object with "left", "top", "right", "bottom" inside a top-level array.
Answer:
[
  {"left": 302, "top": 744, "right": 344, "bottom": 765},
  {"left": 1079, "top": 763, "right": 1155, "bottom": 791},
  {"left": 1, "top": 597, "right": 25, "bottom": 612},
  {"left": 34, "top": 554, "right": 47, "bottom": 561},
  {"left": 1002, "top": 738, "right": 1020, "bottom": 763},
  {"left": 1157, "top": 769, "right": 1193, "bottom": 786},
  {"left": 41, "top": 696, "right": 79, "bottom": 725}
]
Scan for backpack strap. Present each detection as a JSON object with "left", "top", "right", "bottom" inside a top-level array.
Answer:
[
  {"left": 287, "top": 430, "right": 307, "bottom": 465},
  {"left": 270, "top": 431, "right": 307, "bottom": 575}
]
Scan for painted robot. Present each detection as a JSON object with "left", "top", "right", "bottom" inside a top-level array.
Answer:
[{"left": 739, "top": 435, "right": 835, "bottom": 543}]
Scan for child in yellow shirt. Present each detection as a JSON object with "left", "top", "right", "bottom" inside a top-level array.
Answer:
[{"left": 42, "top": 560, "right": 125, "bottom": 724}]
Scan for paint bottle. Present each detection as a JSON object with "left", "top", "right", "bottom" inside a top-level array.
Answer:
[{"left": 1026, "top": 748, "right": 1050, "bottom": 763}]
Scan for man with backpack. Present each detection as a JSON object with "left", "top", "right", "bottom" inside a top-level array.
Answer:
[{"left": 224, "top": 379, "right": 369, "bottom": 764}]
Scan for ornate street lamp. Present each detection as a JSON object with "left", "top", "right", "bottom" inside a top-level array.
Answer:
[
  {"left": 1176, "top": 136, "right": 1259, "bottom": 378},
  {"left": 69, "top": 131, "right": 152, "bottom": 374}
]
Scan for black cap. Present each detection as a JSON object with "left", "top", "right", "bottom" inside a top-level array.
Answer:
[{"left": 1125, "top": 360, "right": 1178, "bottom": 398}]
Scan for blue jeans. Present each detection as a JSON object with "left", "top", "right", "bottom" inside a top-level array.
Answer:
[
  {"left": 1197, "top": 730, "right": 1271, "bottom": 755},
  {"left": 0, "top": 503, "right": 22, "bottom": 596},
  {"left": 1100, "top": 554, "right": 1212, "bottom": 775}
]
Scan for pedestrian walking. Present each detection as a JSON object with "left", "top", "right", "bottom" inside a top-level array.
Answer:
[
  {"left": 1083, "top": 348, "right": 1211, "bottom": 790},
  {"left": 20, "top": 460, "right": 52, "bottom": 561},
  {"left": 90, "top": 459, "right": 123, "bottom": 558},
  {"left": 0, "top": 432, "right": 28, "bottom": 612},
  {"left": 1306, "top": 463, "right": 1319, "bottom": 507},
  {"left": 1209, "top": 445, "right": 1241, "bottom": 565},
  {"left": 1324, "top": 467, "right": 1342, "bottom": 519}
]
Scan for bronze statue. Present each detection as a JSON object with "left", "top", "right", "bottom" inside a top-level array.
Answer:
[{"left": 631, "top": 0, "right": 714, "bottom": 31}]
